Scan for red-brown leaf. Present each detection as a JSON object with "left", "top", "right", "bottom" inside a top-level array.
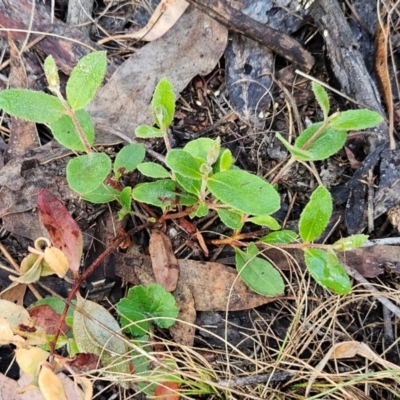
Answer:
[{"left": 37, "top": 189, "right": 83, "bottom": 275}]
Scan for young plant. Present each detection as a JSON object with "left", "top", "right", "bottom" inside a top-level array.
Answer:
[{"left": 0, "top": 52, "right": 383, "bottom": 298}]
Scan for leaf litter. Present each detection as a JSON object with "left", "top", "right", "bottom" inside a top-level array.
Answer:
[{"left": 2, "top": 0, "right": 400, "bottom": 399}]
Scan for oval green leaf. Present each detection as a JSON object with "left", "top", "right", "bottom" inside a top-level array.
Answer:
[
  {"left": 275, "top": 132, "right": 313, "bottom": 161},
  {"left": 248, "top": 215, "right": 280, "bottom": 230},
  {"left": 117, "top": 284, "right": 179, "bottom": 338},
  {"left": 174, "top": 173, "right": 201, "bottom": 195},
  {"left": 329, "top": 109, "right": 383, "bottom": 131},
  {"left": 299, "top": 186, "right": 332, "bottom": 242},
  {"left": 114, "top": 144, "right": 145, "bottom": 177},
  {"left": 132, "top": 180, "right": 197, "bottom": 210},
  {"left": 0, "top": 89, "right": 65, "bottom": 123},
  {"left": 81, "top": 183, "right": 120, "bottom": 204},
  {"left": 295, "top": 122, "right": 347, "bottom": 161},
  {"left": 137, "top": 162, "right": 170, "bottom": 178},
  {"left": 49, "top": 109, "right": 94, "bottom": 152},
  {"left": 304, "top": 248, "right": 351, "bottom": 295},
  {"left": 332, "top": 234, "right": 368, "bottom": 252},
  {"left": 66, "top": 51, "right": 107, "bottom": 110},
  {"left": 234, "top": 244, "right": 285, "bottom": 296},
  {"left": 312, "top": 82, "right": 330, "bottom": 118},
  {"left": 135, "top": 125, "right": 165, "bottom": 138},
  {"left": 66, "top": 153, "right": 111, "bottom": 195},
  {"left": 184, "top": 138, "right": 215, "bottom": 161},
  {"left": 259, "top": 230, "right": 298, "bottom": 244},
  {"left": 217, "top": 208, "right": 244, "bottom": 230},
  {"left": 207, "top": 170, "right": 280, "bottom": 216},
  {"left": 165, "top": 149, "right": 203, "bottom": 179},
  {"left": 152, "top": 78, "right": 175, "bottom": 129}
]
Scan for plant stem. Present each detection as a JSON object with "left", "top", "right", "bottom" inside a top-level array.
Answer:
[
  {"left": 52, "top": 88, "right": 93, "bottom": 153},
  {"left": 49, "top": 222, "right": 149, "bottom": 353},
  {"left": 270, "top": 157, "right": 296, "bottom": 185}
]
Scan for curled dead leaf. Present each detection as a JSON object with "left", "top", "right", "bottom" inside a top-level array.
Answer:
[
  {"left": 15, "top": 347, "right": 49, "bottom": 379},
  {"left": 43, "top": 246, "right": 69, "bottom": 278},
  {"left": 38, "top": 364, "right": 68, "bottom": 400}
]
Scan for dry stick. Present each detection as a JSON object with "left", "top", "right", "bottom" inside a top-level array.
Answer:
[
  {"left": 185, "top": 0, "right": 314, "bottom": 70},
  {"left": 367, "top": 169, "right": 375, "bottom": 234},
  {"left": 343, "top": 263, "right": 400, "bottom": 319},
  {"left": 217, "top": 371, "right": 294, "bottom": 388}
]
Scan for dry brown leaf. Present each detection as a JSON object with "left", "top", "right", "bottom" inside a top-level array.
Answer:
[
  {"left": 38, "top": 365, "right": 68, "bottom": 400},
  {"left": 99, "top": 0, "right": 189, "bottom": 44},
  {"left": 15, "top": 348, "right": 49, "bottom": 379},
  {"left": 0, "top": 281, "right": 27, "bottom": 306},
  {"left": 306, "top": 341, "right": 399, "bottom": 396},
  {"left": 118, "top": 256, "right": 281, "bottom": 311},
  {"left": 89, "top": 7, "right": 228, "bottom": 144},
  {"left": 5, "top": 34, "right": 39, "bottom": 163},
  {"left": 169, "top": 281, "right": 196, "bottom": 346},
  {"left": 149, "top": 230, "right": 179, "bottom": 292}
]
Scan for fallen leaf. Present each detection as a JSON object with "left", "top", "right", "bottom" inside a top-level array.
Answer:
[
  {"left": 99, "top": 0, "right": 189, "bottom": 44},
  {"left": 5, "top": 35, "right": 39, "bottom": 163},
  {"left": 149, "top": 230, "right": 179, "bottom": 292},
  {"left": 29, "top": 305, "right": 70, "bottom": 336},
  {"left": 0, "top": 281, "right": 27, "bottom": 306},
  {"left": 15, "top": 347, "right": 49, "bottom": 379},
  {"left": 89, "top": 6, "right": 228, "bottom": 144},
  {"left": 306, "top": 341, "right": 399, "bottom": 396},
  {"left": 153, "top": 381, "right": 180, "bottom": 400},
  {"left": 169, "top": 280, "right": 196, "bottom": 346},
  {"left": 38, "top": 364, "right": 68, "bottom": 400},
  {"left": 37, "top": 189, "right": 83, "bottom": 275},
  {"left": 116, "top": 255, "right": 281, "bottom": 311}
]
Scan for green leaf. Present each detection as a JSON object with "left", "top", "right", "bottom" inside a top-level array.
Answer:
[
  {"left": 329, "top": 109, "right": 383, "bottom": 131},
  {"left": 234, "top": 243, "right": 285, "bottom": 296},
  {"left": 191, "top": 202, "right": 208, "bottom": 218},
  {"left": 174, "top": 173, "right": 201, "bottom": 195},
  {"left": 117, "top": 284, "right": 179, "bottom": 338},
  {"left": 216, "top": 208, "right": 244, "bottom": 230},
  {"left": 294, "top": 122, "right": 347, "bottom": 161},
  {"left": 137, "top": 162, "right": 170, "bottom": 178},
  {"left": 49, "top": 109, "right": 94, "bottom": 152},
  {"left": 312, "top": 82, "right": 329, "bottom": 118},
  {"left": 0, "top": 89, "right": 65, "bottom": 123},
  {"left": 73, "top": 296, "right": 130, "bottom": 378},
  {"left": 119, "top": 186, "right": 132, "bottom": 211},
  {"left": 66, "top": 51, "right": 107, "bottom": 110},
  {"left": 217, "top": 148, "right": 234, "bottom": 172},
  {"left": 166, "top": 149, "right": 204, "bottom": 180},
  {"left": 184, "top": 138, "right": 215, "bottom": 161},
  {"left": 29, "top": 297, "right": 75, "bottom": 320},
  {"left": 66, "top": 153, "right": 111, "bottom": 195},
  {"left": 132, "top": 180, "right": 197, "bottom": 210},
  {"left": 248, "top": 215, "right": 280, "bottom": 230},
  {"left": 259, "top": 230, "right": 298, "bottom": 244},
  {"left": 207, "top": 170, "right": 280, "bottom": 216},
  {"left": 332, "top": 234, "right": 368, "bottom": 251},
  {"left": 304, "top": 248, "right": 351, "bottom": 295},
  {"left": 275, "top": 132, "right": 313, "bottom": 161},
  {"left": 299, "top": 186, "right": 332, "bottom": 243},
  {"left": 80, "top": 183, "right": 120, "bottom": 204},
  {"left": 114, "top": 144, "right": 145, "bottom": 178},
  {"left": 135, "top": 125, "right": 165, "bottom": 138},
  {"left": 44, "top": 55, "right": 60, "bottom": 89},
  {"left": 152, "top": 78, "right": 175, "bottom": 129}
]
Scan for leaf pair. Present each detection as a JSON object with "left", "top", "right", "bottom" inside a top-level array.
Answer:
[
  {"left": 298, "top": 186, "right": 367, "bottom": 294},
  {"left": 277, "top": 82, "right": 383, "bottom": 162}
]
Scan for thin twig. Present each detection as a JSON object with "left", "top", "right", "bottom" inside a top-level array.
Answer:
[{"left": 343, "top": 263, "right": 400, "bottom": 319}]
